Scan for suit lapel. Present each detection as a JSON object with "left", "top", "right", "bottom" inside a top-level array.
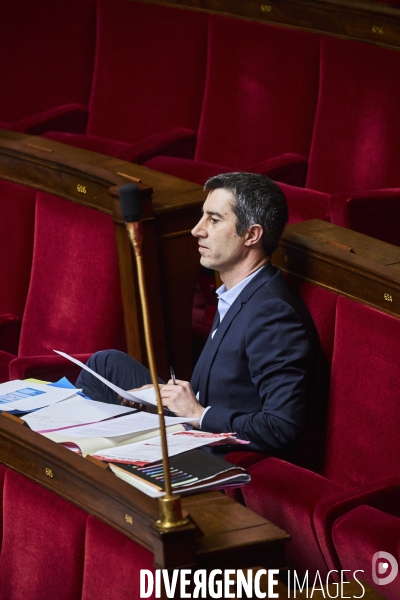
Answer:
[
  {"left": 190, "top": 308, "right": 220, "bottom": 395},
  {"left": 194, "top": 262, "right": 277, "bottom": 407}
]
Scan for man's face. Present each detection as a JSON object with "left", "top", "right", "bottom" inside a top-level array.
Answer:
[{"left": 191, "top": 188, "right": 247, "bottom": 274}]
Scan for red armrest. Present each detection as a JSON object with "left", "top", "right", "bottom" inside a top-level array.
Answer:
[
  {"left": 278, "top": 182, "right": 332, "bottom": 224},
  {"left": 225, "top": 450, "right": 269, "bottom": 469},
  {"left": 0, "top": 314, "right": 20, "bottom": 355},
  {"left": 247, "top": 153, "right": 307, "bottom": 187},
  {"left": 8, "top": 353, "right": 92, "bottom": 385},
  {"left": 115, "top": 128, "right": 197, "bottom": 163},
  {"left": 0, "top": 350, "right": 17, "bottom": 384},
  {"left": 314, "top": 476, "right": 400, "bottom": 574},
  {"left": 330, "top": 187, "right": 400, "bottom": 246},
  {"left": 11, "top": 103, "right": 88, "bottom": 136}
]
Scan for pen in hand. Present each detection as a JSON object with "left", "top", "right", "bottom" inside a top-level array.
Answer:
[{"left": 170, "top": 366, "right": 176, "bottom": 385}]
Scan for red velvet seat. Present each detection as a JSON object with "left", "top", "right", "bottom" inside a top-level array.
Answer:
[
  {"left": 225, "top": 281, "right": 338, "bottom": 500},
  {"left": 308, "top": 38, "right": 400, "bottom": 195},
  {"left": 0, "top": 181, "right": 36, "bottom": 357},
  {"left": 145, "top": 15, "right": 320, "bottom": 186},
  {"left": 0, "top": 192, "right": 126, "bottom": 383},
  {"left": 0, "top": 464, "right": 8, "bottom": 554},
  {"left": 44, "top": 0, "right": 208, "bottom": 164},
  {"left": 242, "top": 297, "right": 400, "bottom": 578},
  {"left": 0, "top": 470, "right": 88, "bottom": 600},
  {"left": 280, "top": 35, "right": 400, "bottom": 241},
  {"left": 0, "top": 469, "right": 155, "bottom": 600},
  {"left": 333, "top": 504, "right": 400, "bottom": 600},
  {"left": 81, "top": 516, "right": 154, "bottom": 600},
  {"left": 0, "top": 0, "right": 95, "bottom": 135}
]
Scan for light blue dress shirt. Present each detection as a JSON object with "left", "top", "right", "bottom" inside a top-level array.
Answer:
[{"left": 200, "top": 265, "right": 265, "bottom": 425}]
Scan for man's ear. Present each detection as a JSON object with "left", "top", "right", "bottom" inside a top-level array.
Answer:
[{"left": 244, "top": 224, "right": 263, "bottom": 246}]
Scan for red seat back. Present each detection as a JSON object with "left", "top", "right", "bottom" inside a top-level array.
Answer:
[
  {"left": 82, "top": 516, "right": 154, "bottom": 600},
  {"left": 0, "top": 470, "right": 155, "bottom": 600},
  {"left": 0, "top": 180, "right": 36, "bottom": 319},
  {"left": 18, "top": 192, "right": 126, "bottom": 357},
  {"left": 307, "top": 36, "right": 400, "bottom": 193},
  {"left": 195, "top": 16, "right": 320, "bottom": 168},
  {"left": 284, "top": 277, "right": 338, "bottom": 471},
  {"left": 323, "top": 297, "right": 400, "bottom": 487},
  {"left": 87, "top": 0, "right": 208, "bottom": 144},
  {"left": 0, "top": 464, "right": 8, "bottom": 554},
  {"left": 0, "top": 470, "right": 87, "bottom": 600}
]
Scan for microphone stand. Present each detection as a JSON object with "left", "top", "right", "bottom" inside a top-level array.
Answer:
[{"left": 125, "top": 219, "right": 189, "bottom": 530}]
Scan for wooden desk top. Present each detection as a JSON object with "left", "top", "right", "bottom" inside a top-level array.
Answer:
[
  {"left": 0, "top": 413, "right": 289, "bottom": 570},
  {"left": 273, "top": 219, "right": 400, "bottom": 319}
]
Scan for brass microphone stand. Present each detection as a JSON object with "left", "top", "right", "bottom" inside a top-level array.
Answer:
[{"left": 125, "top": 218, "right": 189, "bottom": 530}]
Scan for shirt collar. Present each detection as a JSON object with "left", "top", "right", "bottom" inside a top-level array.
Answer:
[{"left": 216, "top": 264, "right": 265, "bottom": 323}]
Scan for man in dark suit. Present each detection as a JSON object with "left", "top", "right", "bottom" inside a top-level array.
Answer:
[{"left": 76, "top": 172, "right": 315, "bottom": 453}]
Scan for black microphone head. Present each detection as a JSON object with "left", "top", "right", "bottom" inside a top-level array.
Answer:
[{"left": 119, "top": 183, "right": 142, "bottom": 222}]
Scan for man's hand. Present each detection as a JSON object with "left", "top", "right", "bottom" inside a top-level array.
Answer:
[
  {"left": 120, "top": 383, "right": 161, "bottom": 413},
  {"left": 160, "top": 379, "right": 204, "bottom": 428}
]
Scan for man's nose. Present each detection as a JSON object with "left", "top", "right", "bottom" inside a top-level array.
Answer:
[{"left": 191, "top": 218, "right": 206, "bottom": 238}]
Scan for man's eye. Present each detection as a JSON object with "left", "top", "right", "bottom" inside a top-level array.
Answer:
[{"left": 211, "top": 218, "right": 219, "bottom": 224}]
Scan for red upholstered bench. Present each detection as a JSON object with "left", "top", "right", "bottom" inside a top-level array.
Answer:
[
  {"left": 0, "top": 468, "right": 154, "bottom": 600},
  {"left": 145, "top": 14, "right": 320, "bottom": 187},
  {"left": 44, "top": 0, "right": 208, "bottom": 164},
  {"left": 0, "top": 191, "right": 126, "bottom": 383},
  {"left": 278, "top": 34, "right": 400, "bottom": 243},
  {"left": 2, "top": 0, "right": 400, "bottom": 245}
]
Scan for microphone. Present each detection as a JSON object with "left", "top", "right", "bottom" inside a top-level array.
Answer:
[
  {"left": 118, "top": 182, "right": 188, "bottom": 529},
  {"left": 119, "top": 183, "right": 142, "bottom": 222},
  {"left": 119, "top": 183, "right": 143, "bottom": 255}
]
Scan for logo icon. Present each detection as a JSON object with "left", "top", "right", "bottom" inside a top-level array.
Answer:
[{"left": 372, "top": 551, "right": 398, "bottom": 585}]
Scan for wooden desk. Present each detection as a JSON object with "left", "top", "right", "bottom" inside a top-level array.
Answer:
[
  {"left": 0, "top": 413, "right": 289, "bottom": 570},
  {"left": 273, "top": 218, "right": 400, "bottom": 318}
]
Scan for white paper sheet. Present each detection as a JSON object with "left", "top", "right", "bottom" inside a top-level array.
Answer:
[
  {"left": 0, "top": 380, "right": 80, "bottom": 412},
  {"left": 23, "top": 396, "right": 135, "bottom": 432},
  {"left": 47, "top": 411, "right": 194, "bottom": 439},
  {"left": 43, "top": 423, "right": 186, "bottom": 457},
  {"left": 92, "top": 431, "right": 236, "bottom": 464},
  {"left": 54, "top": 350, "right": 157, "bottom": 406}
]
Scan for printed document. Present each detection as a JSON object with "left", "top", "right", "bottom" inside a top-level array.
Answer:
[
  {"left": 54, "top": 350, "right": 157, "bottom": 406},
  {"left": 92, "top": 431, "right": 238, "bottom": 464},
  {"left": 49, "top": 412, "right": 193, "bottom": 439},
  {"left": 0, "top": 380, "right": 80, "bottom": 413},
  {"left": 23, "top": 396, "right": 135, "bottom": 432}
]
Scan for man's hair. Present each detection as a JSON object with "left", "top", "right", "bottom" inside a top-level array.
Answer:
[{"left": 204, "top": 172, "right": 288, "bottom": 255}]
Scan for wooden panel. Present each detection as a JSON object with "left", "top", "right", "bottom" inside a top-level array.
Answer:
[
  {"left": 137, "top": 0, "right": 400, "bottom": 50},
  {"left": 273, "top": 219, "right": 400, "bottom": 317},
  {"left": 0, "top": 413, "right": 289, "bottom": 570}
]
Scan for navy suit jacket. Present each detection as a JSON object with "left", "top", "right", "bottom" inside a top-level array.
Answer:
[{"left": 190, "top": 262, "right": 316, "bottom": 453}]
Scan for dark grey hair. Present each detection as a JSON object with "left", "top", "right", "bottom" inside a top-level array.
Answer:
[{"left": 204, "top": 172, "right": 288, "bottom": 255}]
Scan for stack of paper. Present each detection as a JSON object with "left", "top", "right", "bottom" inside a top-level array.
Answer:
[
  {"left": 41, "top": 412, "right": 194, "bottom": 456},
  {"left": 108, "top": 449, "right": 251, "bottom": 498},
  {"left": 0, "top": 380, "right": 80, "bottom": 413},
  {"left": 92, "top": 430, "right": 239, "bottom": 465},
  {"left": 22, "top": 396, "right": 135, "bottom": 432}
]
